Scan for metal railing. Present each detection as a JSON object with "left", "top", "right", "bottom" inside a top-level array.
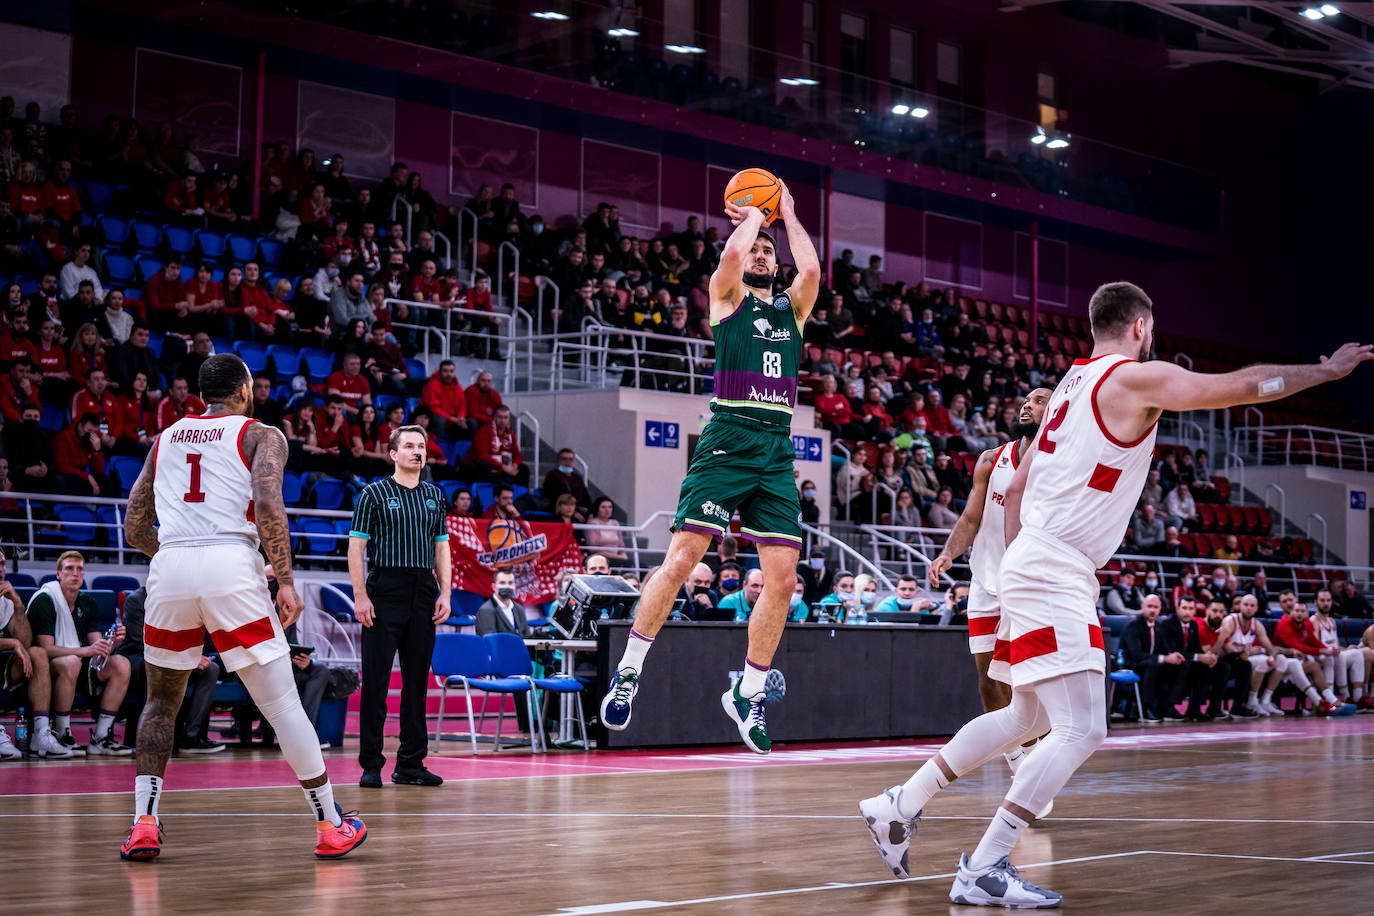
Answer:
[
  {"left": 1233, "top": 424, "right": 1374, "bottom": 473},
  {"left": 389, "top": 193, "right": 412, "bottom": 243},
  {"left": 496, "top": 241, "right": 521, "bottom": 314},
  {"left": 1264, "top": 483, "right": 1287, "bottom": 538},
  {"left": 1305, "top": 514, "right": 1328, "bottom": 566},
  {"left": 383, "top": 296, "right": 512, "bottom": 368},
  {"left": 455, "top": 207, "right": 479, "bottom": 288}
]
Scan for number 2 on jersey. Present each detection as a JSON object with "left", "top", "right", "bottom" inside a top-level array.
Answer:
[
  {"left": 184, "top": 452, "right": 206, "bottom": 503},
  {"left": 762, "top": 351, "right": 782, "bottom": 378},
  {"left": 1037, "top": 399, "right": 1070, "bottom": 454}
]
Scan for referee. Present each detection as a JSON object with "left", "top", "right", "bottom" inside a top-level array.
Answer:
[{"left": 349, "top": 424, "right": 452, "bottom": 788}]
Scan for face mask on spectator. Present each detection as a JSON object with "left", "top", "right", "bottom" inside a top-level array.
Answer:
[
  {"left": 1145, "top": 577, "right": 1158, "bottom": 589},
  {"left": 531, "top": 223, "right": 544, "bottom": 234},
  {"left": 497, "top": 586, "right": 516, "bottom": 600},
  {"left": 1213, "top": 574, "right": 1226, "bottom": 587},
  {"left": 1183, "top": 576, "right": 1194, "bottom": 588},
  {"left": 557, "top": 465, "right": 574, "bottom": 474},
  {"left": 802, "top": 488, "right": 817, "bottom": 499},
  {"left": 327, "top": 268, "right": 339, "bottom": 277},
  {"left": 809, "top": 557, "right": 824, "bottom": 570},
  {"left": 895, "top": 597, "right": 913, "bottom": 609},
  {"left": 720, "top": 577, "right": 739, "bottom": 591},
  {"left": 860, "top": 591, "right": 876, "bottom": 606},
  {"left": 338, "top": 254, "right": 351, "bottom": 266}
]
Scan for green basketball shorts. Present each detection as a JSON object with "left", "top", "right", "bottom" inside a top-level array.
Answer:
[{"left": 672, "top": 413, "right": 803, "bottom": 549}]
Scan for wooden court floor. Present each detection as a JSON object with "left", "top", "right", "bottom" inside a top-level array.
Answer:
[{"left": 4, "top": 725, "right": 1373, "bottom": 915}]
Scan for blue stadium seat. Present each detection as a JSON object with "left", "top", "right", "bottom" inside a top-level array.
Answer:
[
  {"left": 104, "top": 252, "right": 135, "bottom": 284},
  {"left": 93, "top": 575, "right": 141, "bottom": 594},
  {"left": 40, "top": 405, "right": 67, "bottom": 432},
  {"left": 136, "top": 257, "right": 163, "bottom": 283},
  {"left": 300, "top": 348, "right": 334, "bottom": 383},
  {"left": 439, "top": 480, "right": 465, "bottom": 504},
  {"left": 312, "top": 478, "right": 347, "bottom": 510},
  {"left": 196, "top": 230, "right": 226, "bottom": 260},
  {"left": 438, "top": 438, "right": 460, "bottom": 466},
  {"left": 7, "top": 573, "right": 36, "bottom": 588},
  {"left": 86, "top": 181, "right": 115, "bottom": 210},
  {"left": 99, "top": 215, "right": 130, "bottom": 246},
  {"left": 211, "top": 267, "right": 224, "bottom": 283},
  {"left": 405, "top": 358, "right": 426, "bottom": 379},
  {"left": 130, "top": 220, "right": 161, "bottom": 251},
  {"left": 54, "top": 505, "right": 99, "bottom": 545},
  {"left": 164, "top": 225, "right": 196, "bottom": 254},
  {"left": 108, "top": 455, "right": 145, "bottom": 496},
  {"left": 95, "top": 505, "right": 121, "bottom": 544},
  {"left": 470, "top": 482, "right": 495, "bottom": 511},
  {"left": 298, "top": 518, "right": 339, "bottom": 555},
  {"left": 266, "top": 345, "right": 300, "bottom": 378},
  {"left": 259, "top": 239, "right": 284, "bottom": 267},
  {"left": 233, "top": 340, "right": 268, "bottom": 375},
  {"left": 282, "top": 470, "right": 303, "bottom": 505},
  {"left": 89, "top": 590, "right": 118, "bottom": 629},
  {"left": 320, "top": 583, "right": 355, "bottom": 621},
  {"left": 375, "top": 394, "right": 403, "bottom": 414},
  {"left": 209, "top": 336, "right": 231, "bottom": 355},
  {"left": 225, "top": 234, "right": 257, "bottom": 264}
]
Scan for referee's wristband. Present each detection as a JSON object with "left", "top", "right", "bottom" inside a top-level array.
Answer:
[{"left": 349, "top": 530, "right": 370, "bottom": 539}]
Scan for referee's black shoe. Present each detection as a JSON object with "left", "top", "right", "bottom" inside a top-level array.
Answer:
[
  {"left": 359, "top": 768, "right": 383, "bottom": 788},
  {"left": 392, "top": 767, "right": 443, "bottom": 787}
]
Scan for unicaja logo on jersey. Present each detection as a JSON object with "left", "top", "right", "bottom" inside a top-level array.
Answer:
[
  {"left": 748, "top": 385, "right": 791, "bottom": 405},
  {"left": 752, "top": 317, "right": 791, "bottom": 342},
  {"left": 700, "top": 501, "right": 732, "bottom": 522}
]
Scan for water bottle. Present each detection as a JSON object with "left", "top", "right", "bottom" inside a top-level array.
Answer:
[
  {"left": 90, "top": 624, "right": 119, "bottom": 672},
  {"left": 853, "top": 605, "right": 868, "bottom": 626},
  {"left": 15, "top": 706, "right": 27, "bottom": 755}
]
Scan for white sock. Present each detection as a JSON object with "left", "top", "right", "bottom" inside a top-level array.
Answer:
[
  {"left": 970, "top": 807, "right": 1030, "bottom": 869},
  {"left": 304, "top": 782, "right": 343, "bottom": 827},
  {"left": 898, "top": 759, "right": 949, "bottom": 819},
  {"left": 1004, "top": 741, "right": 1034, "bottom": 775},
  {"left": 1318, "top": 687, "right": 1335, "bottom": 705},
  {"left": 1259, "top": 689, "right": 1274, "bottom": 706},
  {"left": 95, "top": 712, "right": 115, "bottom": 740},
  {"left": 1248, "top": 691, "right": 1259, "bottom": 708},
  {"left": 1353, "top": 686, "right": 1364, "bottom": 701},
  {"left": 617, "top": 630, "right": 653, "bottom": 673},
  {"left": 739, "top": 660, "right": 767, "bottom": 697},
  {"left": 34, "top": 714, "right": 50, "bottom": 734},
  {"left": 134, "top": 775, "right": 163, "bottom": 820},
  {"left": 56, "top": 713, "right": 71, "bottom": 733}
]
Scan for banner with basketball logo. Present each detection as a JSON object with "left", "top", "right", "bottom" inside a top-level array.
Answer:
[{"left": 446, "top": 516, "right": 584, "bottom": 603}]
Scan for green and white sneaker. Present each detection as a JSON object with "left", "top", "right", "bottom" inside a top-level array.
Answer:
[
  {"left": 720, "top": 682, "right": 770, "bottom": 754},
  {"left": 600, "top": 667, "right": 641, "bottom": 731}
]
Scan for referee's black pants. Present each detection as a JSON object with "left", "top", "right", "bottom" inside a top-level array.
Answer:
[{"left": 359, "top": 567, "right": 439, "bottom": 773}]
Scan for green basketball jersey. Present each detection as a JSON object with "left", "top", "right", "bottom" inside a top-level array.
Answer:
[{"left": 708, "top": 291, "right": 803, "bottom": 428}]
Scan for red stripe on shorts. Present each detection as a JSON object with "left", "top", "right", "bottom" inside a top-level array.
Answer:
[
  {"left": 144, "top": 623, "right": 206, "bottom": 652},
  {"left": 969, "top": 615, "right": 1000, "bottom": 637},
  {"left": 992, "top": 639, "right": 1010, "bottom": 662},
  {"left": 209, "top": 616, "right": 276, "bottom": 653},
  {"left": 1010, "top": 626, "right": 1059, "bottom": 663},
  {"left": 1088, "top": 624, "right": 1104, "bottom": 651}
]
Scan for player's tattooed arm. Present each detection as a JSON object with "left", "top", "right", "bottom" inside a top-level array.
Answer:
[
  {"left": 124, "top": 452, "right": 160, "bottom": 557},
  {"left": 929, "top": 448, "right": 996, "bottom": 586},
  {"left": 246, "top": 423, "right": 295, "bottom": 588}
]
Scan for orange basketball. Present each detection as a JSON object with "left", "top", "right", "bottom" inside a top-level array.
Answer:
[{"left": 723, "top": 168, "right": 781, "bottom": 225}]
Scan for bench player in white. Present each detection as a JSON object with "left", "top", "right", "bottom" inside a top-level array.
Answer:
[
  {"left": 861, "top": 282, "right": 1371, "bottom": 908},
  {"left": 928, "top": 389, "right": 1051, "bottom": 779},
  {"left": 1311, "top": 587, "right": 1369, "bottom": 709},
  {"left": 119, "top": 354, "right": 366, "bottom": 862}
]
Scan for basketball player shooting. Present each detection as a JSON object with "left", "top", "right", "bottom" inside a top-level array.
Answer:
[
  {"left": 861, "top": 282, "right": 1372, "bottom": 908},
  {"left": 599, "top": 178, "right": 819, "bottom": 753},
  {"left": 928, "top": 388, "right": 1051, "bottom": 783},
  {"left": 119, "top": 354, "right": 366, "bottom": 862}
]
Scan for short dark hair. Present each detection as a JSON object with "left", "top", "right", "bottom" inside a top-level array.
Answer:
[
  {"left": 77, "top": 411, "right": 100, "bottom": 428},
  {"left": 439, "top": 359, "right": 454, "bottom": 369},
  {"left": 326, "top": 394, "right": 345, "bottom": 406},
  {"left": 756, "top": 229, "right": 776, "bottom": 249},
  {"left": 1278, "top": 588, "right": 1296, "bottom": 599},
  {"left": 1088, "top": 281, "right": 1152, "bottom": 339},
  {"left": 897, "top": 574, "right": 919, "bottom": 585},
  {"left": 388, "top": 423, "right": 426, "bottom": 452},
  {"left": 199, "top": 354, "right": 251, "bottom": 404},
  {"left": 496, "top": 485, "right": 513, "bottom": 498}
]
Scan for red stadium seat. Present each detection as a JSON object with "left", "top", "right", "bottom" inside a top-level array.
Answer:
[
  {"left": 974, "top": 300, "right": 989, "bottom": 319},
  {"left": 1257, "top": 508, "right": 1273, "bottom": 535},
  {"left": 989, "top": 302, "right": 1005, "bottom": 322},
  {"left": 1212, "top": 476, "right": 1231, "bottom": 503},
  {"left": 1237, "top": 535, "right": 1256, "bottom": 556},
  {"left": 959, "top": 297, "right": 974, "bottom": 315},
  {"left": 1017, "top": 329, "right": 1032, "bottom": 348},
  {"left": 1196, "top": 504, "right": 1218, "bottom": 531},
  {"left": 1241, "top": 507, "right": 1261, "bottom": 533}
]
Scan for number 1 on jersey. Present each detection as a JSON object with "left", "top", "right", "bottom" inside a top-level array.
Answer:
[{"left": 184, "top": 452, "right": 206, "bottom": 503}]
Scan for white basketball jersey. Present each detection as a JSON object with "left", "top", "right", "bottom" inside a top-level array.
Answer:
[
  {"left": 152, "top": 413, "right": 259, "bottom": 547},
  {"left": 1020, "top": 354, "right": 1158, "bottom": 568},
  {"left": 1228, "top": 613, "right": 1259, "bottom": 650},
  {"left": 970, "top": 440, "right": 1020, "bottom": 588},
  {"left": 1313, "top": 614, "right": 1339, "bottom": 650}
]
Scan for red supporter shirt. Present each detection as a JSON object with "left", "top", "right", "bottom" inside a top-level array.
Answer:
[
  {"left": 71, "top": 389, "right": 116, "bottom": 431},
  {"left": 41, "top": 180, "right": 81, "bottom": 223},
  {"left": 814, "top": 392, "right": 853, "bottom": 425},
  {"left": 32, "top": 342, "right": 68, "bottom": 377},
  {"left": 184, "top": 279, "right": 223, "bottom": 306},
  {"left": 922, "top": 405, "right": 956, "bottom": 436},
  {"left": 112, "top": 393, "right": 154, "bottom": 440},
  {"left": 862, "top": 402, "right": 894, "bottom": 430},
  {"left": 424, "top": 431, "right": 445, "bottom": 464},
  {"left": 0, "top": 333, "right": 36, "bottom": 365},
  {"left": 143, "top": 271, "right": 186, "bottom": 313},
  {"left": 0, "top": 377, "right": 40, "bottom": 423},
  {"left": 8, "top": 181, "right": 41, "bottom": 216},
  {"left": 411, "top": 275, "right": 443, "bottom": 303},
  {"left": 464, "top": 384, "right": 502, "bottom": 425},
  {"left": 239, "top": 282, "right": 274, "bottom": 317},
  {"left": 202, "top": 186, "right": 231, "bottom": 215},
  {"left": 1197, "top": 617, "right": 1221, "bottom": 651},
  {"left": 463, "top": 287, "right": 493, "bottom": 314},
  {"left": 314, "top": 417, "right": 349, "bottom": 451},
  {"left": 326, "top": 371, "right": 371, "bottom": 411},
  {"left": 421, "top": 376, "right": 466, "bottom": 421},
  {"left": 164, "top": 182, "right": 196, "bottom": 213},
  {"left": 470, "top": 422, "right": 521, "bottom": 471},
  {"left": 1274, "top": 616, "right": 1326, "bottom": 658},
  {"left": 54, "top": 428, "right": 106, "bottom": 477},
  {"left": 69, "top": 348, "right": 106, "bottom": 387},
  {"left": 155, "top": 394, "right": 207, "bottom": 433}
]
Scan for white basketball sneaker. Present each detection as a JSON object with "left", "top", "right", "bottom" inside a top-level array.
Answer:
[
  {"left": 859, "top": 785, "right": 922, "bottom": 878},
  {"left": 31, "top": 727, "right": 73, "bottom": 759},
  {"left": 0, "top": 725, "right": 21, "bottom": 760},
  {"left": 949, "top": 853, "right": 1062, "bottom": 908}
]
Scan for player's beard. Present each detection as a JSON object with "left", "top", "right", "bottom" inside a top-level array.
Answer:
[
  {"left": 1140, "top": 333, "right": 1155, "bottom": 363},
  {"left": 1012, "top": 421, "right": 1040, "bottom": 441},
  {"left": 743, "top": 271, "right": 775, "bottom": 290}
]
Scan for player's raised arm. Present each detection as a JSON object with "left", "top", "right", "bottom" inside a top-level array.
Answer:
[
  {"left": 776, "top": 182, "right": 821, "bottom": 322},
  {"left": 124, "top": 448, "right": 160, "bottom": 558},
  {"left": 245, "top": 422, "right": 302, "bottom": 625},
  {"left": 1114, "top": 343, "right": 1372, "bottom": 414},
  {"left": 711, "top": 203, "right": 765, "bottom": 308},
  {"left": 930, "top": 448, "right": 997, "bottom": 587}
]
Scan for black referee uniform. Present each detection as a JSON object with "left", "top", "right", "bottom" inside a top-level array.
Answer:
[{"left": 350, "top": 477, "right": 449, "bottom": 776}]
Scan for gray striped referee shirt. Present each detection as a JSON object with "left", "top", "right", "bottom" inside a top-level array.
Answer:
[{"left": 349, "top": 477, "right": 449, "bottom": 570}]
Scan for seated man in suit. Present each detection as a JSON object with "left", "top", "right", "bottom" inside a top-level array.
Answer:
[
  {"left": 1159, "top": 595, "right": 1225, "bottom": 721},
  {"left": 1121, "top": 594, "right": 1188, "bottom": 722}
]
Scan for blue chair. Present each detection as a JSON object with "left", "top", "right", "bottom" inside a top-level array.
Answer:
[
  {"left": 281, "top": 470, "right": 303, "bottom": 505},
  {"left": 209, "top": 336, "right": 231, "bottom": 355},
  {"left": 298, "top": 517, "right": 338, "bottom": 555},
  {"left": 312, "top": 478, "right": 347, "bottom": 510},
  {"left": 486, "top": 632, "right": 587, "bottom": 751},
  {"left": 266, "top": 345, "right": 300, "bottom": 379},
  {"left": 99, "top": 215, "right": 130, "bottom": 246},
  {"left": 300, "top": 348, "right": 334, "bottom": 383},
  {"left": 54, "top": 505, "right": 99, "bottom": 545},
  {"left": 95, "top": 505, "right": 121, "bottom": 547},
  {"left": 105, "top": 252, "right": 135, "bottom": 284},
  {"left": 439, "top": 479, "right": 465, "bottom": 504},
  {"left": 470, "top": 482, "right": 495, "bottom": 512},
  {"left": 7, "top": 573, "right": 37, "bottom": 588},
  {"left": 130, "top": 220, "right": 161, "bottom": 251},
  {"left": 136, "top": 256, "right": 163, "bottom": 283},
  {"left": 109, "top": 455, "right": 144, "bottom": 496},
  {"left": 430, "top": 633, "right": 535, "bottom": 755},
  {"left": 259, "top": 239, "right": 284, "bottom": 267},
  {"left": 40, "top": 405, "right": 67, "bottom": 432},
  {"left": 375, "top": 394, "right": 403, "bottom": 414},
  {"left": 86, "top": 181, "right": 115, "bottom": 210},
  {"left": 1108, "top": 649, "right": 1144, "bottom": 719},
  {"left": 438, "top": 438, "right": 460, "bottom": 466},
  {"left": 196, "top": 230, "right": 226, "bottom": 260},
  {"left": 225, "top": 234, "right": 257, "bottom": 263},
  {"left": 405, "top": 358, "right": 426, "bottom": 378},
  {"left": 164, "top": 225, "right": 196, "bottom": 254},
  {"left": 319, "top": 582, "right": 355, "bottom": 621},
  {"left": 93, "top": 575, "right": 141, "bottom": 593},
  {"left": 451, "top": 440, "right": 471, "bottom": 462},
  {"left": 452, "top": 589, "right": 485, "bottom": 620},
  {"left": 234, "top": 340, "right": 268, "bottom": 375}
]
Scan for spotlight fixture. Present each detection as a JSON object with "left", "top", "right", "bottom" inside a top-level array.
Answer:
[
  {"left": 909, "top": 106, "right": 929, "bottom": 118},
  {"left": 1045, "top": 137, "right": 1070, "bottom": 149},
  {"left": 1321, "top": 3, "right": 1340, "bottom": 14},
  {"left": 666, "top": 44, "right": 706, "bottom": 54},
  {"left": 779, "top": 77, "right": 819, "bottom": 86},
  {"left": 1301, "top": 7, "right": 1325, "bottom": 18},
  {"left": 892, "top": 103, "right": 910, "bottom": 115},
  {"left": 1030, "top": 132, "right": 1047, "bottom": 145},
  {"left": 608, "top": 27, "right": 639, "bottom": 37},
  {"left": 531, "top": 11, "right": 570, "bottom": 20}
]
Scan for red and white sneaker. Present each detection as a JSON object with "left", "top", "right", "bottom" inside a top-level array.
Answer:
[
  {"left": 1356, "top": 697, "right": 1374, "bottom": 712},
  {"left": 120, "top": 815, "right": 163, "bottom": 861},
  {"left": 315, "top": 806, "right": 367, "bottom": 859}
]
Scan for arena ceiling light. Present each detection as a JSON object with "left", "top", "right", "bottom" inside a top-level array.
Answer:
[
  {"left": 1301, "top": 5, "right": 1339, "bottom": 18},
  {"left": 892, "top": 103, "right": 930, "bottom": 117},
  {"left": 1030, "top": 127, "right": 1047, "bottom": 144},
  {"left": 608, "top": 28, "right": 639, "bottom": 37},
  {"left": 1045, "top": 137, "right": 1070, "bottom": 149},
  {"left": 531, "top": 11, "right": 570, "bottom": 20},
  {"left": 666, "top": 44, "right": 706, "bottom": 54},
  {"left": 779, "top": 77, "right": 819, "bottom": 86}
]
